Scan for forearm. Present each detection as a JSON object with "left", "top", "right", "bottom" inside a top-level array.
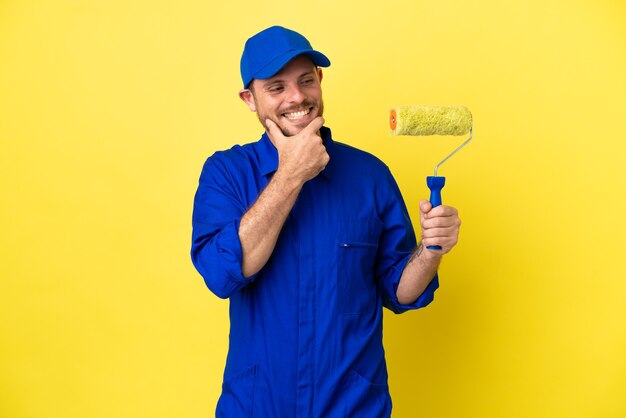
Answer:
[
  {"left": 396, "top": 246, "right": 442, "bottom": 305},
  {"left": 238, "top": 169, "right": 303, "bottom": 278}
]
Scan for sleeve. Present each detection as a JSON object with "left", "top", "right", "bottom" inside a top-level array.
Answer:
[
  {"left": 190, "top": 155, "right": 258, "bottom": 299},
  {"left": 374, "top": 166, "right": 439, "bottom": 314}
]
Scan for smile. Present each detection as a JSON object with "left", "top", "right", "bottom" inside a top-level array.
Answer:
[{"left": 283, "top": 108, "right": 311, "bottom": 120}]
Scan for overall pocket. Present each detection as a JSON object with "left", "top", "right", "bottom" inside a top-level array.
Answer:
[
  {"left": 336, "top": 221, "right": 382, "bottom": 315},
  {"left": 342, "top": 369, "right": 391, "bottom": 418}
]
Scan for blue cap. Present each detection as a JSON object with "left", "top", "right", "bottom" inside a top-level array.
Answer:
[{"left": 240, "top": 26, "right": 331, "bottom": 89}]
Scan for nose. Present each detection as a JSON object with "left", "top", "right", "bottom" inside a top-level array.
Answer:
[{"left": 285, "top": 83, "right": 306, "bottom": 103}]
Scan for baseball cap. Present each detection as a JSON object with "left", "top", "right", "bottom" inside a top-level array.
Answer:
[{"left": 240, "top": 26, "right": 331, "bottom": 89}]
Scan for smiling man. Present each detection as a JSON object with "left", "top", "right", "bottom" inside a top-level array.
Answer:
[{"left": 191, "top": 26, "right": 461, "bottom": 417}]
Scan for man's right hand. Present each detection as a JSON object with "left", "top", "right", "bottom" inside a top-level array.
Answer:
[{"left": 265, "top": 117, "right": 329, "bottom": 184}]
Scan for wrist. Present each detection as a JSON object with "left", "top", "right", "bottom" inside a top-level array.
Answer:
[
  {"left": 411, "top": 242, "right": 442, "bottom": 263},
  {"left": 421, "top": 247, "right": 443, "bottom": 263},
  {"left": 273, "top": 167, "right": 304, "bottom": 192}
]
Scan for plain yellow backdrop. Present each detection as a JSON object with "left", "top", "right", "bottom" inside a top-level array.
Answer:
[{"left": 1, "top": 0, "right": 625, "bottom": 417}]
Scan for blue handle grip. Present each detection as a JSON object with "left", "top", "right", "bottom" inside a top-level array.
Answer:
[{"left": 426, "top": 176, "right": 446, "bottom": 250}]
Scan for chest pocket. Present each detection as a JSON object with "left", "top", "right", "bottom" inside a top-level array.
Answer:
[{"left": 336, "top": 220, "right": 383, "bottom": 315}]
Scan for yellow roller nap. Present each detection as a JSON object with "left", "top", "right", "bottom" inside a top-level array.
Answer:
[{"left": 389, "top": 105, "right": 472, "bottom": 136}]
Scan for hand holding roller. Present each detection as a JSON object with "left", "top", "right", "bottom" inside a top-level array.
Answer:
[{"left": 390, "top": 105, "right": 473, "bottom": 250}]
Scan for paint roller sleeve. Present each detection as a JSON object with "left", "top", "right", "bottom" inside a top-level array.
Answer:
[{"left": 390, "top": 105, "right": 472, "bottom": 136}]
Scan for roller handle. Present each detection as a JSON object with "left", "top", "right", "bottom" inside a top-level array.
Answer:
[{"left": 426, "top": 176, "right": 446, "bottom": 250}]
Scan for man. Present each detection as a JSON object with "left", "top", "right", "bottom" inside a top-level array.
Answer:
[{"left": 191, "top": 26, "right": 461, "bottom": 417}]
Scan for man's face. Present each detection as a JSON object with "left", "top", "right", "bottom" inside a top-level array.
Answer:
[{"left": 240, "top": 55, "right": 324, "bottom": 137}]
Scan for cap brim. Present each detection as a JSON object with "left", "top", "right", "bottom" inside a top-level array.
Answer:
[{"left": 254, "top": 49, "right": 331, "bottom": 81}]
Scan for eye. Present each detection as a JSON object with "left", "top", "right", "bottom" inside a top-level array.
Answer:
[
  {"left": 301, "top": 78, "right": 314, "bottom": 86},
  {"left": 267, "top": 85, "right": 284, "bottom": 94}
]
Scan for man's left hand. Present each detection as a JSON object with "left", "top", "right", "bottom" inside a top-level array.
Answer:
[{"left": 419, "top": 200, "right": 461, "bottom": 255}]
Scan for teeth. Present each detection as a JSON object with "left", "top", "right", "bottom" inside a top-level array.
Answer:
[{"left": 284, "top": 109, "right": 310, "bottom": 120}]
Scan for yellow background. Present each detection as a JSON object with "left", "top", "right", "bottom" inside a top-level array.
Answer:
[{"left": 1, "top": 0, "right": 625, "bottom": 417}]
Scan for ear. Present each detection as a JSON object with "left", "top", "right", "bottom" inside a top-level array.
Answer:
[
  {"left": 238, "top": 88, "right": 256, "bottom": 112},
  {"left": 316, "top": 67, "right": 323, "bottom": 83}
]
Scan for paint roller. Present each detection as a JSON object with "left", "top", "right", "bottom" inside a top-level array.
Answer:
[{"left": 389, "top": 105, "right": 473, "bottom": 250}]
